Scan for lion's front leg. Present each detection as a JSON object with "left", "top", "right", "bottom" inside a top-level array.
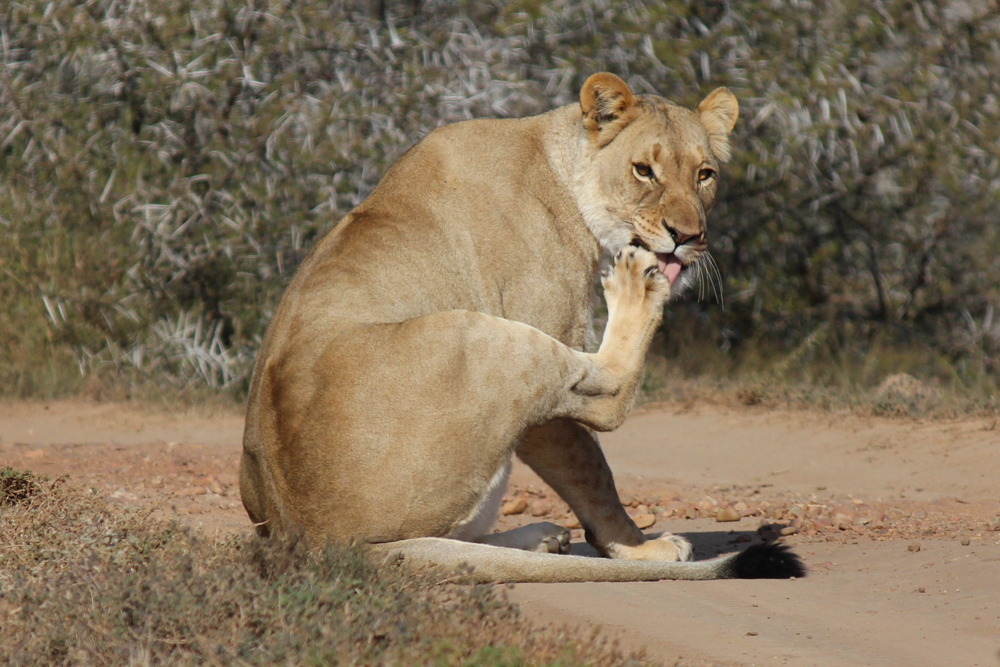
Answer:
[
  {"left": 525, "top": 246, "right": 692, "bottom": 562},
  {"left": 517, "top": 419, "right": 692, "bottom": 563},
  {"left": 558, "top": 246, "right": 670, "bottom": 432}
]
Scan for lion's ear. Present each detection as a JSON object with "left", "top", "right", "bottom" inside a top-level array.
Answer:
[
  {"left": 697, "top": 87, "right": 739, "bottom": 163},
  {"left": 580, "top": 73, "right": 638, "bottom": 145}
]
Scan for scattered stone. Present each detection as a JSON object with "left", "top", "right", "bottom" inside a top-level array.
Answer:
[
  {"left": 183, "top": 503, "right": 203, "bottom": 515},
  {"left": 746, "top": 631, "right": 758, "bottom": 636},
  {"left": 562, "top": 514, "right": 582, "bottom": 529},
  {"left": 716, "top": 507, "right": 741, "bottom": 522},
  {"left": 961, "top": 538, "right": 971, "bottom": 546},
  {"left": 989, "top": 517, "right": 1000, "bottom": 532},
  {"left": 208, "top": 480, "right": 223, "bottom": 495},
  {"left": 665, "top": 499, "right": 688, "bottom": 514},
  {"left": 917, "top": 587, "right": 926, "bottom": 593},
  {"left": 908, "top": 543, "right": 921, "bottom": 553},
  {"left": 632, "top": 513, "right": 656, "bottom": 529},
  {"left": 501, "top": 498, "right": 527, "bottom": 515},
  {"left": 177, "top": 486, "right": 206, "bottom": 497},
  {"left": 150, "top": 476, "right": 163, "bottom": 488},
  {"left": 110, "top": 488, "right": 137, "bottom": 501},
  {"left": 529, "top": 499, "right": 552, "bottom": 517},
  {"left": 780, "top": 524, "right": 799, "bottom": 536}
]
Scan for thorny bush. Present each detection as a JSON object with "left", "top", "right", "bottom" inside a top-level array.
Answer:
[{"left": 1, "top": 0, "right": 999, "bottom": 396}]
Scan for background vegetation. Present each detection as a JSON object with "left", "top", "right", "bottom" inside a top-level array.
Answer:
[{"left": 2, "top": 0, "right": 999, "bottom": 405}]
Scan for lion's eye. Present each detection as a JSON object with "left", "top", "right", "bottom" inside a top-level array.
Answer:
[
  {"left": 633, "top": 163, "right": 654, "bottom": 180},
  {"left": 698, "top": 168, "right": 715, "bottom": 183}
]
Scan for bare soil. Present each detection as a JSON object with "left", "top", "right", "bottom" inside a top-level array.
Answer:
[{"left": 2, "top": 399, "right": 999, "bottom": 666}]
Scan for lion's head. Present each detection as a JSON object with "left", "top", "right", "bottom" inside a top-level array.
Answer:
[{"left": 572, "top": 73, "right": 738, "bottom": 296}]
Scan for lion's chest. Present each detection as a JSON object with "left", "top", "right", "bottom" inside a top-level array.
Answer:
[{"left": 485, "top": 250, "right": 596, "bottom": 351}]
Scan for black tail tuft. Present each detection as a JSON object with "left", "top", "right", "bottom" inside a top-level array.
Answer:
[{"left": 730, "top": 542, "right": 806, "bottom": 579}]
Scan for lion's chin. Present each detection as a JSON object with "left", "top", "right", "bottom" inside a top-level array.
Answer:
[{"left": 656, "top": 253, "right": 684, "bottom": 286}]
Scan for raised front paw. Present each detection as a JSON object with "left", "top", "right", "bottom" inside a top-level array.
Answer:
[{"left": 601, "top": 246, "right": 671, "bottom": 315}]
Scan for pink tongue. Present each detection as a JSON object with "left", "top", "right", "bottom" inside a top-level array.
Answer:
[{"left": 657, "top": 253, "right": 683, "bottom": 286}]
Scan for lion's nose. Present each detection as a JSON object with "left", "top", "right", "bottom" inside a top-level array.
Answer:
[{"left": 663, "top": 223, "right": 704, "bottom": 246}]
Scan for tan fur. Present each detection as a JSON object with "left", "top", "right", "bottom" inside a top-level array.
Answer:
[{"left": 240, "top": 74, "right": 742, "bottom": 581}]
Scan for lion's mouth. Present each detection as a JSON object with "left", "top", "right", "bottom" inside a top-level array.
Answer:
[
  {"left": 628, "top": 237, "right": 686, "bottom": 287},
  {"left": 656, "top": 253, "right": 684, "bottom": 287}
]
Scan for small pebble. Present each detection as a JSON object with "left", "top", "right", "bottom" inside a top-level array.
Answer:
[
  {"left": 529, "top": 499, "right": 552, "bottom": 517},
  {"left": 632, "top": 513, "right": 656, "bottom": 529},
  {"left": 908, "top": 543, "right": 921, "bottom": 553},
  {"left": 746, "top": 631, "right": 758, "bottom": 637},
  {"left": 501, "top": 498, "right": 527, "bottom": 515},
  {"left": 716, "top": 507, "right": 741, "bottom": 522},
  {"left": 961, "top": 538, "right": 971, "bottom": 546}
]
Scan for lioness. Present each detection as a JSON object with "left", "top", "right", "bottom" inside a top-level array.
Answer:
[{"left": 240, "top": 73, "right": 803, "bottom": 582}]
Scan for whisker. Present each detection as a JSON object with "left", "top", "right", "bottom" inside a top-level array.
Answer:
[
  {"left": 696, "top": 257, "right": 706, "bottom": 302},
  {"left": 695, "top": 257, "right": 708, "bottom": 301},
  {"left": 707, "top": 251, "right": 725, "bottom": 309}
]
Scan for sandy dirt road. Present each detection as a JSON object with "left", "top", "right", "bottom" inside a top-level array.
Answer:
[{"left": 1, "top": 400, "right": 999, "bottom": 666}]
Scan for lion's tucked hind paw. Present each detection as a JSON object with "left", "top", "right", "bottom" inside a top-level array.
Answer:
[{"left": 477, "top": 522, "right": 571, "bottom": 554}]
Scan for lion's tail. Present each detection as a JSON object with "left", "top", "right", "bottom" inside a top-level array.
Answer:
[{"left": 372, "top": 538, "right": 805, "bottom": 583}]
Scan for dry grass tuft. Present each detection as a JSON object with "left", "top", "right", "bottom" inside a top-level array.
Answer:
[
  {"left": 0, "top": 466, "right": 47, "bottom": 506},
  {"left": 0, "top": 472, "right": 653, "bottom": 666}
]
